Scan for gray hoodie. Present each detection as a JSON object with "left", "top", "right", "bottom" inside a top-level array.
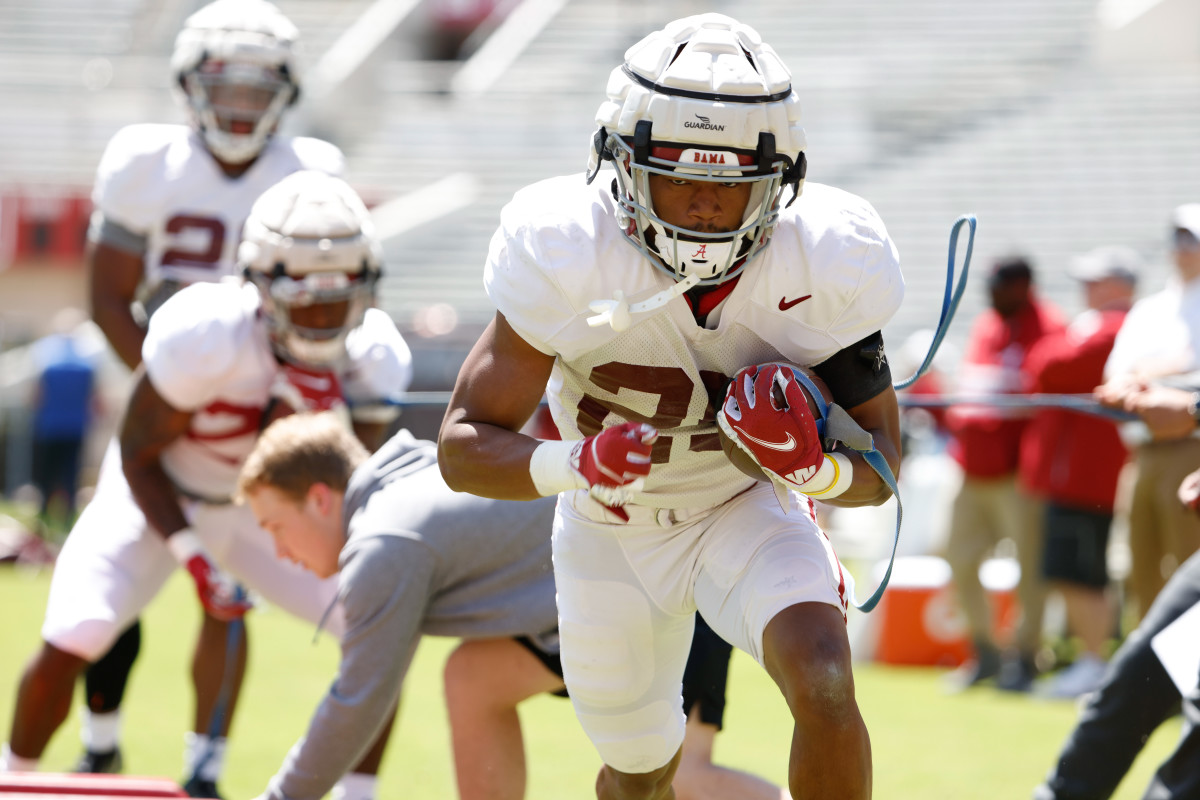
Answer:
[{"left": 264, "top": 430, "right": 558, "bottom": 800}]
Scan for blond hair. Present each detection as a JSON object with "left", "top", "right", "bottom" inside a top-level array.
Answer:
[{"left": 237, "top": 412, "right": 370, "bottom": 503}]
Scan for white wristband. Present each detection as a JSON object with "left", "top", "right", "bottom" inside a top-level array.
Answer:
[
  {"left": 529, "top": 440, "right": 589, "bottom": 497},
  {"left": 796, "top": 452, "right": 854, "bottom": 499},
  {"left": 165, "top": 528, "right": 203, "bottom": 564}
]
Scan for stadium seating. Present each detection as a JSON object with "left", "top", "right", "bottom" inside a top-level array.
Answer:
[{"left": 1, "top": 0, "right": 1198, "bottom": 373}]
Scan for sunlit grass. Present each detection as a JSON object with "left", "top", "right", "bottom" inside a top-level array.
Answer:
[{"left": 0, "top": 565, "right": 1182, "bottom": 799}]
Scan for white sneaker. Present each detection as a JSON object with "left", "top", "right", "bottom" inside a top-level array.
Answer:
[{"left": 1042, "top": 654, "right": 1108, "bottom": 699}]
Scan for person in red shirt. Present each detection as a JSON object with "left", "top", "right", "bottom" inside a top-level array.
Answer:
[
  {"left": 944, "top": 256, "right": 1066, "bottom": 692},
  {"left": 1019, "top": 246, "right": 1139, "bottom": 698}
]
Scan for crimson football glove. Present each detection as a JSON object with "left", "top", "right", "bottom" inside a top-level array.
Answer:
[
  {"left": 167, "top": 530, "right": 252, "bottom": 621},
  {"left": 571, "top": 422, "right": 658, "bottom": 520},
  {"left": 718, "top": 363, "right": 825, "bottom": 489}
]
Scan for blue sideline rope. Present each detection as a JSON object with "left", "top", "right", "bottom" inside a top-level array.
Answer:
[
  {"left": 189, "top": 585, "right": 247, "bottom": 786},
  {"left": 848, "top": 214, "right": 977, "bottom": 612},
  {"left": 899, "top": 392, "right": 1137, "bottom": 421},
  {"left": 893, "top": 214, "right": 976, "bottom": 391}
]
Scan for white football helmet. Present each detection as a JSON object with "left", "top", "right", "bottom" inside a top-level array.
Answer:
[
  {"left": 588, "top": 14, "right": 807, "bottom": 285},
  {"left": 240, "top": 171, "right": 381, "bottom": 368},
  {"left": 172, "top": 0, "right": 300, "bottom": 165}
]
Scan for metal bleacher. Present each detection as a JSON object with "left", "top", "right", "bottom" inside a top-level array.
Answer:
[
  {"left": 358, "top": 0, "right": 1200, "bottom": 378},
  {"left": 2, "top": 0, "right": 1199, "bottom": 384}
]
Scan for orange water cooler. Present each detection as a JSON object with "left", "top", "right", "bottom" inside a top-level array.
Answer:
[{"left": 870, "top": 555, "right": 1019, "bottom": 666}]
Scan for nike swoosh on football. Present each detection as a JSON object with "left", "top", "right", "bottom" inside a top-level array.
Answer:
[
  {"left": 732, "top": 426, "right": 797, "bottom": 452},
  {"left": 778, "top": 294, "right": 812, "bottom": 311}
]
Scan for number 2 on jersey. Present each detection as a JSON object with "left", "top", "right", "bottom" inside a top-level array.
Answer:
[
  {"left": 161, "top": 214, "right": 226, "bottom": 269},
  {"left": 575, "top": 362, "right": 727, "bottom": 463}
]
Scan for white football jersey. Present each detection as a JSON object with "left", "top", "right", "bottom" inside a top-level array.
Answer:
[
  {"left": 487, "top": 175, "right": 904, "bottom": 509},
  {"left": 142, "top": 281, "right": 412, "bottom": 500},
  {"left": 91, "top": 123, "right": 345, "bottom": 287}
]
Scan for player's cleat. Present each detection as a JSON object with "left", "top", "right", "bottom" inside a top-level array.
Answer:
[
  {"left": 72, "top": 747, "right": 123, "bottom": 774},
  {"left": 996, "top": 654, "right": 1038, "bottom": 694},
  {"left": 1039, "top": 654, "right": 1106, "bottom": 699},
  {"left": 943, "top": 642, "right": 1001, "bottom": 693},
  {"left": 182, "top": 777, "right": 224, "bottom": 799}
]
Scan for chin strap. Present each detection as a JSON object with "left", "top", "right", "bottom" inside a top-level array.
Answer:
[{"left": 586, "top": 273, "right": 702, "bottom": 332}]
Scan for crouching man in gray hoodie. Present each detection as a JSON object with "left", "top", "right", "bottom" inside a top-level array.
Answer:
[{"left": 238, "top": 412, "right": 791, "bottom": 800}]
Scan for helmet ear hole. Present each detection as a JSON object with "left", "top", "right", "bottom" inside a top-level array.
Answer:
[{"left": 632, "top": 120, "right": 653, "bottom": 166}]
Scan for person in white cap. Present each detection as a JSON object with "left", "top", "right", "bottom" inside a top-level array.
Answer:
[
  {"left": 1102, "top": 205, "right": 1200, "bottom": 621},
  {"left": 1018, "top": 245, "right": 1139, "bottom": 699}
]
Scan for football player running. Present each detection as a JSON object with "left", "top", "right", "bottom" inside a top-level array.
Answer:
[
  {"left": 438, "top": 14, "right": 903, "bottom": 800},
  {"left": 75, "top": 0, "right": 344, "bottom": 786},
  {"left": 2, "top": 171, "right": 411, "bottom": 800}
]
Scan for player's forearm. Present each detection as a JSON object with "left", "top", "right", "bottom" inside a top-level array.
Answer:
[
  {"left": 92, "top": 303, "right": 146, "bottom": 370},
  {"left": 821, "top": 439, "right": 900, "bottom": 508},
  {"left": 438, "top": 419, "right": 546, "bottom": 500},
  {"left": 269, "top": 570, "right": 417, "bottom": 800},
  {"left": 122, "top": 459, "right": 188, "bottom": 538},
  {"left": 266, "top": 689, "right": 400, "bottom": 800}
]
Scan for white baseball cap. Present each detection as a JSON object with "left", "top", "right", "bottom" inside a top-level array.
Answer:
[
  {"left": 1068, "top": 245, "right": 1141, "bottom": 285},
  {"left": 1172, "top": 203, "right": 1200, "bottom": 239}
]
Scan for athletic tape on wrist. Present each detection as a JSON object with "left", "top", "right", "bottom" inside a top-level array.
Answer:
[
  {"left": 799, "top": 452, "right": 853, "bottom": 498},
  {"left": 165, "top": 528, "right": 203, "bottom": 564},
  {"left": 529, "top": 439, "right": 589, "bottom": 497}
]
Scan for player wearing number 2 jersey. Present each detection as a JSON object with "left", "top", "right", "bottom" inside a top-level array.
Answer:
[
  {"left": 91, "top": 122, "right": 342, "bottom": 342},
  {"left": 3, "top": 172, "right": 411, "bottom": 800},
  {"left": 439, "top": 14, "right": 904, "bottom": 800},
  {"left": 75, "top": 1, "right": 343, "bottom": 788}
]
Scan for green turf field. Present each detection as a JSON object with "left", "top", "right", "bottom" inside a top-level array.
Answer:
[{"left": 0, "top": 564, "right": 1183, "bottom": 799}]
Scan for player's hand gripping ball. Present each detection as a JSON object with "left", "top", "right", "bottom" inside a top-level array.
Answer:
[
  {"left": 716, "top": 362, "right": 830, "bottom": 485},
  {"left": 571, "top": 421, "right": 658, "bottom": 520}
]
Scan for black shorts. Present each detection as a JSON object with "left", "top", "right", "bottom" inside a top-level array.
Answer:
[
  {"left": 1041, "top": 502, "right": 1112, "bottom": 588},
  {"left": 516, "top": 614, "right": 734, "bottom": 724},
  {"left": 681, "top": 614, "right": 733, "bottom": 730},
  {"left": 514, "top": 631, "right": 569, "bottom": 698}
]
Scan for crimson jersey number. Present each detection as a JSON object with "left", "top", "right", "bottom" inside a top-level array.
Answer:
[
  {"left": 575, "top": 363, "right": 728, "bottom": 463},
  {"left": 186, "top": 401, "right": 263, "bottom": 443},
  {"left": 161, "top": 214, "right": 227, "bottom": 269}
]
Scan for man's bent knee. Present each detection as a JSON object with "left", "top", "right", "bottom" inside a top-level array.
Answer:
[
  {"left": 762, "top": 603, "right": 858, "bottom": 717},
  {"left": 31, "top": 640, "right": 93, "bottom": 679},
  {"left": 43, "top": 619, "right": 120, "bottom": 663}
]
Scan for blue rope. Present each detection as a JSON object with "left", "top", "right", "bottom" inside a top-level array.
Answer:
[
  {"left": 849, "top": 214, "right": 976, "bottom": 612},
  {"left": 893, "top": 214, "right": 976, "bottom": 390},
  {"left": 191, "top": 585, "right": 246, "bottom": 784},
  {"left": 898, "top": 392, "right": 1137, "bottom": 421}
]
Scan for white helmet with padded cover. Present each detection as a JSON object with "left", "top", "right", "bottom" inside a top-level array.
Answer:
[
  {"left": 588, "top": 13, "right": 806, "bottom": 285},
  {"left": 172, "top": 0, "right": 300, "bottom": 165},
  {"left": 240, "top": 170, "right": 381, "bottom": 368}
]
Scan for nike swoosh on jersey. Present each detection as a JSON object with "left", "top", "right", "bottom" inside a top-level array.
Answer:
[
  {"left": 732, "top": 426, "right": 797, "bottom": 452},
  {"left": 778, "top": 294, "right": 813, "bottom": 311}
]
